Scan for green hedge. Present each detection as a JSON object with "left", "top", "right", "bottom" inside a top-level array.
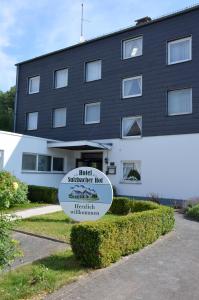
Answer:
[
  {"left": 28, "top": 185, "right": 58, "bottom": 204},
  {"left": 110, "top": 197, "right": 159, "bottom": 215},
  {"left": 71, "top": 202, "right": 174, "bottom": 268},
  {"left": 186, "top": 204, "right": 199, "bottom": 221}
]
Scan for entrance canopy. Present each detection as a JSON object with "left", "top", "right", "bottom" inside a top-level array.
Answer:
[{"left": 47, "top": 140, "right": 112, "bottom": 150}]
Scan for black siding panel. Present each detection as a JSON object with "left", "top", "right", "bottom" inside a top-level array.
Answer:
[{"left": 16, "top": 9, "right": 199, "bottom": 141}]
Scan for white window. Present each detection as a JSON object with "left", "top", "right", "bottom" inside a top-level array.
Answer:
[
  {"left": 22, "top": 153, "right": 37, "bottom": 171},
  {"left": 53, "top": 108, "right": 66, "bottom": 128},
  {"left": 122, "top": 76, "right": 142, "bottom": 98},
  {"left": 122, "top": 116, "right": 142, "bottom": 138},
  {"left": 53, "top": 157, "right": 64, "bottom": 172},
  {"left": 168, "top": 88, "right": 192, "bottom": 116},
  {"left": 86, "top": 60, "right": 101, "bottom": 82},
  {"left": 28, "top": 76, "right": 40, "bottom": 94},
  {"left": 122, "top": 161, "right": 141, "bottom": 183},
  {"left": 123, "top": 36, "right": 143, "bottom": 59},
  {"left": 38, "top": 155, "right": 51, "bottom": 172},
  {"left": 84, "top": 102, "right": 100, "bottom": 124},
  {"left": 168, "top": 37, "right": 192, "bottom": 65},
  {"left": 27, "top": 112, "right": 38, "bottom": 130},
  {"left": 54, "top": 68, "right": 68, "bottom": 88}
]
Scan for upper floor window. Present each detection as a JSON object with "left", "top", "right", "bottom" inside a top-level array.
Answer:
[
  {"left": 122, "top": 116, "right": 142, "bottom": 138},
  {"left": 54, "top": 68, "right": 68, "bottom": 88},
  {"left": 123, "top": 36, "right": 143, "bottom": 59},
  {"left": 168, "top": 37, "right": 192, "bottom": 65},
  {"left": 85, "top": 60, "right": 102, "bottom": 82},
  {"left": 28, "top": 76, "right": 40, "bottom": 94},
  {"left": 53, "top": 107, "right": 67, "bottom": 128},
  {"left": 84, "top": 102, "right": 100, "bottom": 124},
  {"left": 122, "top": 76, "right": 142, "bottom": 98},
  {"left": 27, "top": 112, "right": 38, "bottom": 130},
  {"left": 168, "top": 88, "right": 192, "bottom": 116}
]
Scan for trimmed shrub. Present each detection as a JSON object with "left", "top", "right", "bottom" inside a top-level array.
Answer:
[
  {"left": 0, "top": 171, "right": 28, "bottom": 209},
  {"left": 71, "top": 204, "right": 174, "bottom": 268},
  {"left": 186, "top": 204, "right": 199, "bottom": 221},
  {"left": 110, "top": 197, "right": 159, "bottom": 215},
  {"left": 28, "top": 185, "right": 58, "bottom": 204},
  {"left": 109, "top": 197, "right": 131, "bottom": 215},
  {"left": 0, "top": 214, "right": 20, "bottom": 270}
]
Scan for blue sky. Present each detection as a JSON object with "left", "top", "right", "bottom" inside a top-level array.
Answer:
[{"left": 0, "top": 0, "right": 197, "bottom": 91}]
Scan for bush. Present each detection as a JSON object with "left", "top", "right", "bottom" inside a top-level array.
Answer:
[
  {"left": 109, "top": 197, "right": 131, "bottom": 215},
  {"left": 110, "top": 197, "right": 159, "bottom": 215},
  {"left": 0, "top": 171, "right": 28, "bottom": 209},
  {"left": 71, "top": 203, "right": 174, "bottom": 268},
  {"left": 186, "top": 204, "right": 199, "bottom": 221},
  {"left": 0, "top": 214, "right": 20, "bottom": 270},
  {"left": 28, "top": 185, "right": 58, "bottom": 204}
]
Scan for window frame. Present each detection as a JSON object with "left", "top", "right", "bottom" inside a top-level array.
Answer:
[
  {"left": 167, "top": 88, "right": 192, "bottom": 116},
  {"left": 52, "top": 156, "right": 64, "bottom": 172},
  {"left": 21, "top": 153, "right": 65, "bottom": 173},
  {"left": 122, "top": 116, "right": 142, "bottom": 139},
  {"left": 21, "top": 153, "right": 37, "bottom": 172},
  {"left": 167, "top": 36, "right": 192, "bottom": 65},
  {"left": 26, "top": 111, "right": 38, "bottom": 131},
  {"left": 121, "top": 160, "right": 142, "bottom": 184},
  {"left": 84, "top": 102, "right": 101, "bottom": 125},
  {"left": 85, "top": 59, "right": 102, "bottom": 82},
  {"left": 122, "top": 36, "right": 143, "bottom": 60},
  {"left": 28, "top": 75, "right": 40, "bottom": 94},
  {"left": 122, "top": 75, "right": 142, "bottom": 99},
  {"left": 52, "top": 107, "right": 67, "bottom": 128},
  {"left": 54, "top": 68, "right": 68, "bottom": 89}
]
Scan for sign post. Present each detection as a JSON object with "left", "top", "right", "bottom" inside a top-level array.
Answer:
[{"left": 58, "top": 167, "right": 113, "bottom": 222}]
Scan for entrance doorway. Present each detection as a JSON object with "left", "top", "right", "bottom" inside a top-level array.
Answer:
[{"left": 76, "top": 152, "right": 103, "bottom": 171}]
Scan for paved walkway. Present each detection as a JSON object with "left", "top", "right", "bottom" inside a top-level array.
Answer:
[
  {"left": 46, "top": 213, "right": 199, "bottom": 300},
  {"left": 9, "top": 205, "right": 62, "bottom": 219},
  {"left": 9, "top": 231, "right": 67, "bottom": 270}
]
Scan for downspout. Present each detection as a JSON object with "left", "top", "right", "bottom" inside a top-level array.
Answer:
[{"left": 13, "top": 64, "right": 19, "bottom": 132}]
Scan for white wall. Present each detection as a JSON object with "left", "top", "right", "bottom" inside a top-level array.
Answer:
[
  {"left": 0, "top": 131, "right": 67, "bottom": 187},
  {"left": 97, "top": 134, "right": 199, "bottom": 200},
  {"left": 1, "top": 130, "right": 198, "bottom": 200}
]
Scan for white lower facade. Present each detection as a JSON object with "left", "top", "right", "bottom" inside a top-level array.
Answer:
[{"left": 0, "top": 130, "right": 198, "bottom": 202}]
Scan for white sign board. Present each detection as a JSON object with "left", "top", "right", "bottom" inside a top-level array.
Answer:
[{"left": 58, "top": 167, "right": 113, "bottom": 222}]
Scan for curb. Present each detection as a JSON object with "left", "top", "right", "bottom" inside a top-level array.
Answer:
[{"left": 13, "top": 229, "right": 70, "bottom": 245}]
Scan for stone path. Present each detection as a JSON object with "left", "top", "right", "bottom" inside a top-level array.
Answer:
[
  {"left": 46, "top": 213, "right": 199, "bottom": 300},
  {"left": 9, "top": 231, "right": 67, "bottom": 270},
  {"left": 9, "top": 204, "right": 62, "bottom": 220}
]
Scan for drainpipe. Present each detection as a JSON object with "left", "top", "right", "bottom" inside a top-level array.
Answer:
[{"left": 14, "top": 64, "right": 19, "bottom": 132}]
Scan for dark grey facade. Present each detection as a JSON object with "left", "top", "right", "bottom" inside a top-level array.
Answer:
[{"left": 15, "top": 5, "right": 199, "bottom": 141}]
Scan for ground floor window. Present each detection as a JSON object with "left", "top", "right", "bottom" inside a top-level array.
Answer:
[
  {"left": 122, "top": 160, "right": 141, "bottom": 183},
  {"left": 22, "top": 153, "right": 64, "bottom": 173}
]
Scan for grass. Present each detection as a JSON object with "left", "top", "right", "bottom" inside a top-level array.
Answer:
[
  {"left": 16, "top": 211, "right": 120, "bottom": 242},
  {"left": 0, "top": 250, "right": 87, "bottom": 300},
  {"left": 1, "top": 202, "right": 50, "bottom": 214},
  {"left": 186, "top": 204, "right": 199, "bottom": 221}
]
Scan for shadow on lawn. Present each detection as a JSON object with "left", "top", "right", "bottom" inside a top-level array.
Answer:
[{"left": 33, "top": 252, "right": 83, "bottom": 271}]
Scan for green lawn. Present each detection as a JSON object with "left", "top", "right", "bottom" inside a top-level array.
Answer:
[
  {"left": 1, "top": 202, "right": 50, "bottom": 214},
  {"left": 0, "top": 250, "right": 87, "bottom": 300},
  {"left": 16, "top": 211, "right": 120, "bottom": 242}
]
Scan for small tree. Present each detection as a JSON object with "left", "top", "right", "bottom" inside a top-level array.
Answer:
[{"left": 0, "top": 171, "right": 28, "bottom": 209}]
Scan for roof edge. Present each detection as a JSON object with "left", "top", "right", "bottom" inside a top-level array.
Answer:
[{"left": 16, "top": 4, "right": 199, "bottom": 66}]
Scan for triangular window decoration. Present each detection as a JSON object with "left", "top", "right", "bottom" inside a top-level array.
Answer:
[{"left": 126, "top": 120, "right": 141, "bottom": 136}]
